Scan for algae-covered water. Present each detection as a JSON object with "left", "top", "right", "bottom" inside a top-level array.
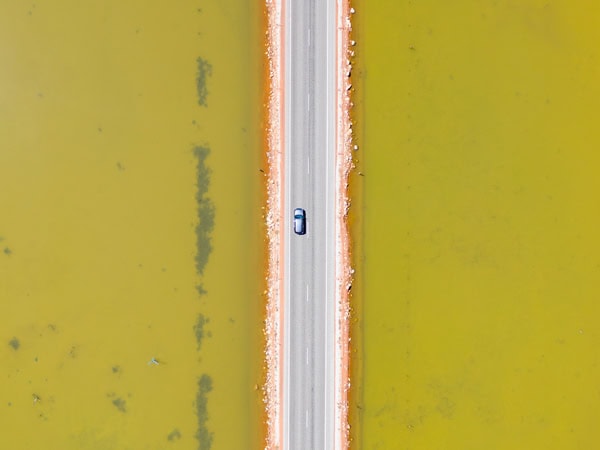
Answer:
[
  {"left": 351, "top": 1, "right": 600, "bottom": 448},
  {"left": 0, "top": 1, "right": 264, "bottom": 449}
]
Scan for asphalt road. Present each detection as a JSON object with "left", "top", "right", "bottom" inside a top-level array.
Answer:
[{"left": 283, "top": 0, "right": 336, "bottom": 449}]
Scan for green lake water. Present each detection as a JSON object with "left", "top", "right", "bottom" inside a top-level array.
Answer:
[
  {"left": 0, "top": 1, "right": 264, "bottom": 449},
  {"left": 351, "top": 1, "right": 600, "bottom": 448}
]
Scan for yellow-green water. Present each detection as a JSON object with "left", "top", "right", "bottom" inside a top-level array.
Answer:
[
  {"left": 0, "top": 1, "right": 263, "bottom": 449},
  {"left": 351, "top": 1, "right": 600, "bottom": 448}
]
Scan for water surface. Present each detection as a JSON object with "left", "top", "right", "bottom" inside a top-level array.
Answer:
[
  {"left": 351, "top": 2, "right": 600, "bottom": 448},
  {"left": 0, "top": 1, "right": 264, "bottom": 449}
]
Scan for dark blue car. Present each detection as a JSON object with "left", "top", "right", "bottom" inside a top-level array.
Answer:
[{"left": 293, "top": 208, "right": 306, "bottom": 235}]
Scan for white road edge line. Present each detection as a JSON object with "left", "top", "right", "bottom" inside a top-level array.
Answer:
[
  {"left": 283, "top": 0, "right": 292, "bottom": 448},
  {"left": 324, "top": 1, "right": 332, "bottom": 449}
]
